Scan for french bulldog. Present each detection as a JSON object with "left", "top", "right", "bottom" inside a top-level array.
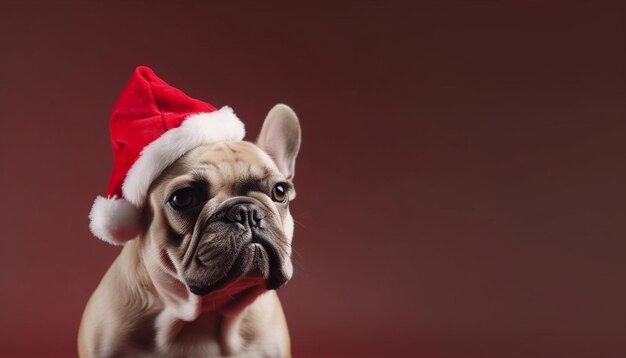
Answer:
[{"left": 78, "top": 104, "right": 301, "bottom": 358}]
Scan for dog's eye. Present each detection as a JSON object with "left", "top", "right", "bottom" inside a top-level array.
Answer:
[
  {"left": 168, "top": 188, "right": 198, "bottom": 210},
  {"left": 271, "top": 183, "right": 288, "bottom": 203}
]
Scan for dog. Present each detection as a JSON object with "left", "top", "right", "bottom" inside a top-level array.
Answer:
[{"left": 79, "top": 104, "right": 301, "bottom": 357}]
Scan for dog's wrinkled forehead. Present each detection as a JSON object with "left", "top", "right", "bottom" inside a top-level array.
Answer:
[{"left": 154, "top": 141, "right": 284, "bottom": 195}]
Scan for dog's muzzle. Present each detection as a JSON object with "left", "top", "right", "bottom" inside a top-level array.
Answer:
[{"left": 188, "top": 197, "right": 289, "bottom": 295}]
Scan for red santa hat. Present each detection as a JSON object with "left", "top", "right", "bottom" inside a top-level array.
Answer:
[{"left": 89, "top": 66, "right": 245, "bottom": 245}]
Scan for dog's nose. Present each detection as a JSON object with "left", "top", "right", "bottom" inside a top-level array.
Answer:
[{"left": 226, "top": 203, "right": 264, "bottom": 228}]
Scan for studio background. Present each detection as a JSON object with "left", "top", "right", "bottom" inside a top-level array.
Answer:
[{"left": 0, "top": 2, "right": 624, "bottom": 357}]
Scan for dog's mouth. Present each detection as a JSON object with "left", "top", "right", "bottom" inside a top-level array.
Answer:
[
  {"left": 188, "top": 237, "right": 289, "bottom": 316},
  {"left": 188, "top": 233, "right": 289, "bottom": 297}
]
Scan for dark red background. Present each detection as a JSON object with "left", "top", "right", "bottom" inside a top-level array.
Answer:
[{"left": 0, "top": 1, "right": 624, "bottom": 357}]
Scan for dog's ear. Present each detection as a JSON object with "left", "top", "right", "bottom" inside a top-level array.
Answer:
[{"left": 257, "top": 104, "right": 301, "bottom": 180}]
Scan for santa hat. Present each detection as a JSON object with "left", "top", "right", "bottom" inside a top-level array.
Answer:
[{"left": 89, "top": 66, "right": 245, "bottom": 245}]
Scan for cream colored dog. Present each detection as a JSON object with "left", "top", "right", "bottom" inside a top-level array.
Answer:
[{"left": 79, "top": 105, "right": 301, "bottom": 357}]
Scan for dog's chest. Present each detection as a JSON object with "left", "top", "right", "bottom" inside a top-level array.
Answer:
[
  {"left": 141, "top": 313, "right": 286, "bottom": 358},
  {"left": 152, "top": 340, "right": 284, "bottom": 358},
  {"left": 140, "top": 337, "right": 284, "bottom": 358}
]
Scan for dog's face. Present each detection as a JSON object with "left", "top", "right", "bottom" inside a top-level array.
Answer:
[{"left": 141, "top": 105, "right": 300, "bottom": 298}]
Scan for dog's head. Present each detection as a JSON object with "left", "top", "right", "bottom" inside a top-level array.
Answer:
[{"left": 140, "top": 104, "right": 300, "bottom": 300}]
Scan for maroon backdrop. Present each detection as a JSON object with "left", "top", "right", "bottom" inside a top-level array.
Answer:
[{"left": 0, "top": 2, "right": 624, "bottom": 357}]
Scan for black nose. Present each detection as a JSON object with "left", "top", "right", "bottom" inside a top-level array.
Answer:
[{"left": 226, "top": 203, "right": 264, "bottom": 228}]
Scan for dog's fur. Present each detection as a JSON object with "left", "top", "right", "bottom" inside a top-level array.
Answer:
[{"left": 79, "top": 105, "right": 301, "bottom": 357}]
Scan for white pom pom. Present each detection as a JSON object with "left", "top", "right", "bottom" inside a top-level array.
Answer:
[{"left": 88, "top": 196, "right": 141, "bottom": 245}]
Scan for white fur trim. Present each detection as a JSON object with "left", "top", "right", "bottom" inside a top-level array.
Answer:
[
  {"left": 122, "top": 106, "right": 245, "bottom": 206},
  {"left": 88, "top": 196, "right": 141, "bottom": 245}
]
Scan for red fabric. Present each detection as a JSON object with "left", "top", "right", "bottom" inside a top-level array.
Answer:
[
  {"left": 106, "top": 66, "right": 217, "bottom": 197},
  {"left": 201, "top": 274, "right": 267, "bottom": 317}
]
